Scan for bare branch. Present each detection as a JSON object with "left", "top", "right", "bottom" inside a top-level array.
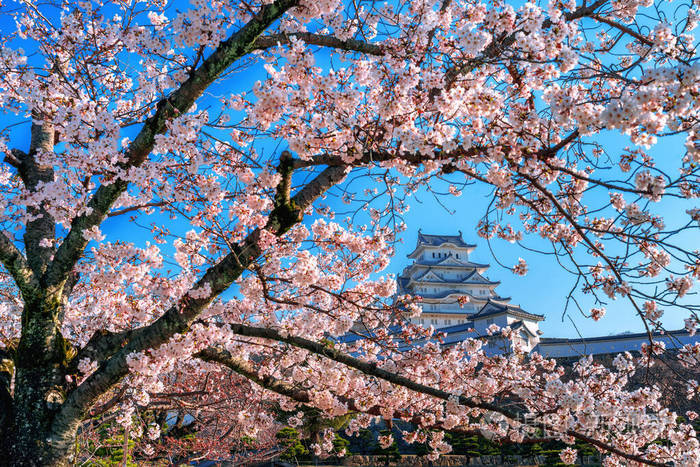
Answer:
[
  {"left": 66, "top": 329, "right": 132, "bottom": 376},
  {"left": 591, "top": 14, "right": 655, "bottom": 46}
]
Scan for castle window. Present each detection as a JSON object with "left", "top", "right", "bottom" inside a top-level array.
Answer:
[
  {"left": 445, "top": 319, "right": 452, "bottom": 325},
  {"left": 432, "top": 252, "right": 435, "bottom": 258},
  {"left": 456, "top": 254, "right": 459, "bottom": 258}
]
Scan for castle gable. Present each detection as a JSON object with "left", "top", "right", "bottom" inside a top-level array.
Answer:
[
  {"left": 412, "top": 269, "right": 444, "bottom": 283},
  {"left": 435, "top": 255, "right": 469, "bottom": 266}
]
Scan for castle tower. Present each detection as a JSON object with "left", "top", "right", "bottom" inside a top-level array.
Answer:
[{"left": 397, "top": 231, "right": 544, "bottom": 352}]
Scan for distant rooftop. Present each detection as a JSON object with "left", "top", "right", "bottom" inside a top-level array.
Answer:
[{"left": 538, "top": 328, "right": 696, "bottom": 345}]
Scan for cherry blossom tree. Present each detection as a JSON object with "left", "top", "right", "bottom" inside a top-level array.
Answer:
[{"left": 0, "top": 0, "right": 698, "bottom": 465}]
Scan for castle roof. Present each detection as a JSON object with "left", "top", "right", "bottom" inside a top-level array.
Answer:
[
  {"left": 434, "top": 255, "right": 483, "bottom": 267},
  {"left": 437, "top": 322, "right": 474, "bottom": 333},
  {"left": 474, "top": 299, "right": 544, "bottom": 322},
  {"left": 510, "top": 320, "right": 539, "bottom": 337},
  {"left": 417, "top": 231, "right": 475, "bottom": 248},
  {"left": 409, "top": 290, "right": 510, "bottom": 302},
  {"left": 406, "top": 268, "right": 500, "bottom": 286},
  {"left": 407, "top": 231, "right": 476, "bottom": 258}
]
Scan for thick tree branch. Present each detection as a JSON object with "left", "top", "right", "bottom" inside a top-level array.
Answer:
[
  {"left": 44, "top": 0, "right": 300, "bottom": 291},
  {"left": 196, "top": 348, "right": 571, "bottom": 446},
  {"left": 292, "top": 131, "right": 577, "bottom": 170},
  {"left": 194, "top": 348, "right": 604, "bottom": 447},
  {"left": 253, "top": 32, "right": 385, "bottom": 55},
  {"left": 223, "top": 323, "right": 665, "bottom": 466},
  {"left": 0, "top": 345, "right": 14, "bottom": 444},
  {"left": 196, "top": 347, "right": 486, "bottom": 431},
  {"left": 292, "top": 146, "right": 482, "bottom": 169},
  {"left": 18, "top": 121, "right": 56, "bottom": 280},
  {"left": 3, "top": 149, "right": 25, "bottom": 169},
  {"left": 590, "top": 14, "right": 654, "bottom": 46},
  {"left": 66, "top": 329, "right": 131, "bottom": 376},
  {"left": 196, "top": 347, "right": 313, "bottom": 404},
  {"left": 51, "top": 163, "right": 350, "bottom": 452},
  {"left": 0, "top": 232, "right": 37, "bottom": 297},
  {"left": 106, "top": 201, "right": 168, "bottom": 218}
]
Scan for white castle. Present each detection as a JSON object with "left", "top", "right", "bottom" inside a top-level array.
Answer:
[{"left": 394, "top": 231, "right": 699, "bottom": 358}]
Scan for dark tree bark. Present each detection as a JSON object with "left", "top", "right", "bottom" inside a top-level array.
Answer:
[
  {"left": 0, "top": 1, "right": 301, "bottom": 464},
  {"left": 3, "top": 122, "right": 73, "bottom": 466}
]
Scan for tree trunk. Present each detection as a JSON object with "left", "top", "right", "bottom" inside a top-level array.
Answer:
[
  {"left": 1, "top": 120, "right": 75, "bottom": 465},
  {"left": 3, "top": 298, "right": 75, "bottom": 467}
]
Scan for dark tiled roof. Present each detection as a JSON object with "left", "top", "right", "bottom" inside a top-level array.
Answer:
[
  {"left": 417, "top": 231, "right": 476, "bottom": 248},
  {"left": 474, "top": 300, "right": 544, "bottom": 321},
  {"left": 407, "top": 231, "right": 477, "bottom": 257},
  {"left": 435, "top": 322, "right": 473, "bottom": 333},
  {"left": 411, "top": 268, "right": 441, "bottom": 282},
  {"left": 463, "top": 270, "right": 500, "bottom": 285},
  {"left": 434, "top": 256, "right": 487, "bottom": 268},
  {"left": 408, "top": 259, "right": 489, "bottom": 269},
  {"left": 403, "top": 269, "right": 500, "bottom": 287},
  {"left": 397, "top": 276, "right": 409, "bottom": 293},
  {"left": 538, "top": 328, "right": 697, "bottom": 345},
  {"left": 509, "top": 320, "right": 538, "bottom": 337},
  {"left": 415, "top": 279, "right": 501, "bottom": 287},
  {"left": 418, "top": 308, "right": 477, "bottom": 315}
]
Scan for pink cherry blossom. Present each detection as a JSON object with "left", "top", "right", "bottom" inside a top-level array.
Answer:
[{"left": 0, "top": 0, "right": 697, "bottom": 464}]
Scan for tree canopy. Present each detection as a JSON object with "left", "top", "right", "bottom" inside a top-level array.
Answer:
[{"left": 0, "top": 0, "right": 698, "bottom": 464}]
